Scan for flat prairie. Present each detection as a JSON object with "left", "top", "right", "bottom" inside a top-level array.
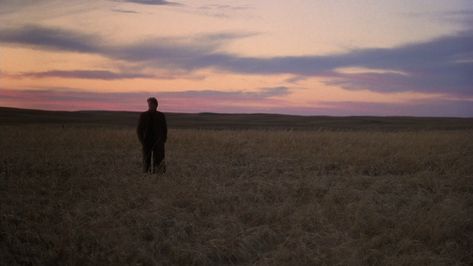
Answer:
[{"left": 1, "top": 110, "right": 473, "bottom": 265}]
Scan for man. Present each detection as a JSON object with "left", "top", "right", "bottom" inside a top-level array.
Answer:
[{"left": 137, "top": 97, "right": 167, "bottom": 174}]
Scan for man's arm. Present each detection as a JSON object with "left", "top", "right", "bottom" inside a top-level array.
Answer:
[{"left": 162, "top": 113, "right": 168, "bottom": 143}]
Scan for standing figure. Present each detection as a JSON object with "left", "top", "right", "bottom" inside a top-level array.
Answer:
[{"left": 137, "top": 97, "right": 167, "bottom": 174}]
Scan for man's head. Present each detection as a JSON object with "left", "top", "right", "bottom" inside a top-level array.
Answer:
[{"left": 147, "top": 97, "right": 158, "bottom": 111}]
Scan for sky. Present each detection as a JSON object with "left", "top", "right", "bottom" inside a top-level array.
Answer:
[{"left": 0, "top": 0, "right": 472, "bottom": 116}]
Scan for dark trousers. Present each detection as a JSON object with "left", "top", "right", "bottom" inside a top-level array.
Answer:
[{"left": 142, "top": 143, "right": 165, "bottom": 173}]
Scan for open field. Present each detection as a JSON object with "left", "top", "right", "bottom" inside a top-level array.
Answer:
[{"left": 1, "top": 120, "right": 472, "bottom": 265}]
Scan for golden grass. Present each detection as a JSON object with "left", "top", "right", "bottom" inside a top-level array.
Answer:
[{"left": 1, "top": 125, "right": 472, "bottom": 265}]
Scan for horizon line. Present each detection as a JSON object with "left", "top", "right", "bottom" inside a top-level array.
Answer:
[{"left": 1, "top": 105, "right": 472, "bottom": 119}]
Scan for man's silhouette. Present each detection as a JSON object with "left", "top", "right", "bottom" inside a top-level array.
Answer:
[{"left": 137, "top": 97, "right": 167, "bottom": 174}]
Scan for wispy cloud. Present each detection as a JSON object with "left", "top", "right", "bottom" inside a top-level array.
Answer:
[
  {"left": 0, "top": 0, "right": 41, "bottom": 14},
  {"left": 110, "top": 8, "right": 140, "bottom": 14},
  {"left": 14, "top": 70, "right": 154, "bottom": 80},
  {"left": 1, "top": 24, "right": 472, "bottom": 96},
  {"left": 402, "top": 9, "right": 473, "bottom": 26},
  {"left": 0, "top": 86, "right": 292, "bottom": 112},
  {"left": 114, "top": 0, "right": 181, "bottom": 6},
  {"left": 198, "top": 4, "right": 250, "bottom": 11},
  {"left": 160, "top": 86, "right": 291, "bottom": 100},
  {"left": 195, "top": 3, "right": 251, "bottom": 18},
  {"left": 0, "top": 25, "right": 101, "bottom": 53}
]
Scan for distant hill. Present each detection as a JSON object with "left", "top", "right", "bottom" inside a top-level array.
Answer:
[{"left": 1, "top": 106, "right": 472, "bottom": 131}]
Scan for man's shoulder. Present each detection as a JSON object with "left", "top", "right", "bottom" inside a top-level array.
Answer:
[
  {"left": 140, "top": 110, "right": 165, "bottom": 118},
  {"left": 139, "top": 111, "right": 151, "bottom": 119}
]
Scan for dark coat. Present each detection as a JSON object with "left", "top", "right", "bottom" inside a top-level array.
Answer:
[{"left": 137, "top": 110, "right": 167, "bottom": 146}]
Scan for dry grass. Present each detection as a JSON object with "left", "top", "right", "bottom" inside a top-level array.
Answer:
[{"left": 1, "top": 125, "right": 472, "bottom": 265}]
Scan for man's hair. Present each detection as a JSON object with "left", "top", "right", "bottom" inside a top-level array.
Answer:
[{"left": 147, "top": 97, "right": 158, "bottom": 106}]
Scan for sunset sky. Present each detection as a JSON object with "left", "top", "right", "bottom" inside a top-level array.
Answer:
[{"left": 1, "top": 0, "right": 472, "bottom": 116}]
